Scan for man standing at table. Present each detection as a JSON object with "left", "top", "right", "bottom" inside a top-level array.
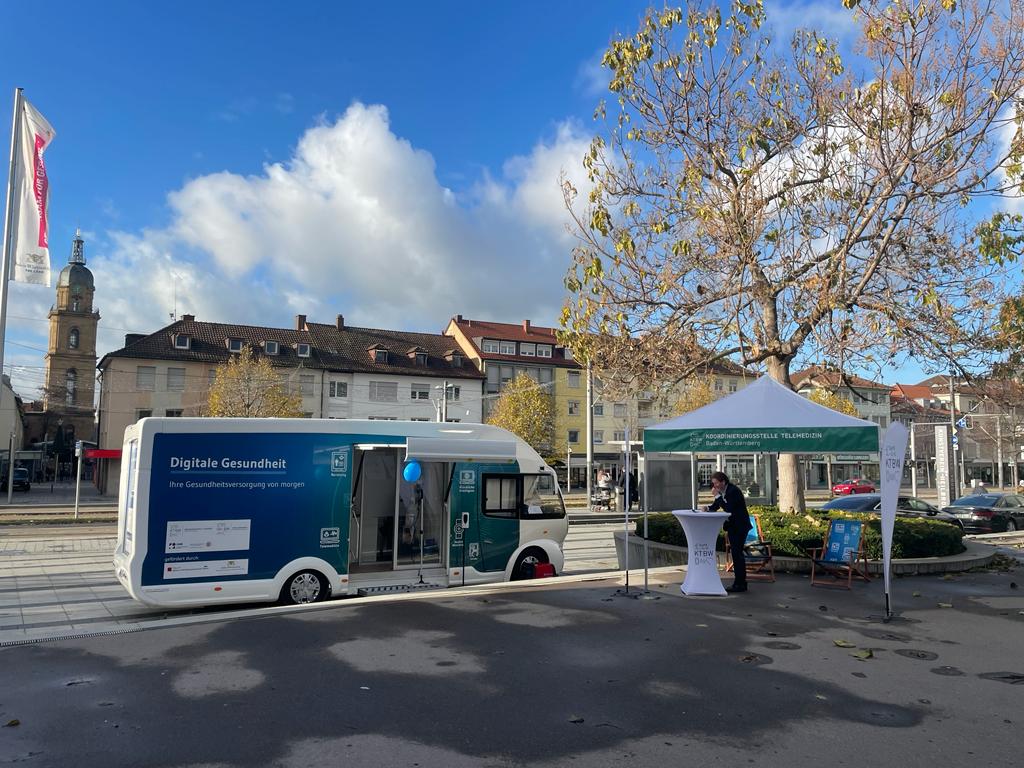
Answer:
[{"left": 704, "top": 471, "right": 752, "bottom": 593}]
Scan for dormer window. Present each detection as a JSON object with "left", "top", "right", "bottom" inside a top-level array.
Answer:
[
  {"left": 173, "top": 334, "right": 190, "bottom": 350},
  {"left": 406, "top": 346, "right": 428, "bottom": 365},
  {"left": 227, "top": 338, "right": 244, "bottom": 353},
  {"left": 444, "top": 350, "right": 464, "bottom": 367},
  {"left": 374, "top": 349, "right": 388, "bottom": 363},
  {"left": 296, "top": 343, "right": 311, "bottom": 358},
  {"left": 264, "top": 340, "right": 279, "bottom": 355}
]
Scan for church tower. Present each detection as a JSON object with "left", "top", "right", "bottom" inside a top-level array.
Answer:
[{"left": 43, "top": 229, "right": 100, "bottom": 443}]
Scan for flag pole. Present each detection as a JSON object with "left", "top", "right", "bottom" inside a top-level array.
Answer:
[{"left": 0, "top": 87, "right": 24, "bottom": 380}]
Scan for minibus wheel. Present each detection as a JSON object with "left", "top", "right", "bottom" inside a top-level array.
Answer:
[
  {"left": 511, "top": 548, "right": 547, "bottom": 581},
  {"left": 281, "top": 570, "right": 329, "bottom": 604}
]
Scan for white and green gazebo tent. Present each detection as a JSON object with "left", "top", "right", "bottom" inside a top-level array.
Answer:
[{"left": 642, "top": 376, "right": 880, "bottom": 509}]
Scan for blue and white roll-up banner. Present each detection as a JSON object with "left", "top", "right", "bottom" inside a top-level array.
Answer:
[{"left": 880, "top": 422, "right": 909, "bottom": 616}]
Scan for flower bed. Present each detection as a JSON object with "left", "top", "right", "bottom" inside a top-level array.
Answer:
[{"left": 635, "top": 505, "right": 965, "bottom": 559}]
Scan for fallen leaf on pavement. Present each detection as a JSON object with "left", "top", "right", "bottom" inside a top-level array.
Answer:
[
  {"left": 851, "top": 650, "right": 874, "bottom": 661},
  {"left": 569, "top": 716, "right": 585, "bottom": 724},
  {"left": 833, "top": 639, "right": 857, "bottom": 648},
  {"left": 938, "top": 602, "right": 953, "bottom": 608},
  {"left": 4, "top": 720, "right": 19, "bottom": 728}
]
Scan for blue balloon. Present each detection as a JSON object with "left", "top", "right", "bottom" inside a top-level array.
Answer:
[{"left": 403, "top": 460, "right": 422, "bottom": 483}]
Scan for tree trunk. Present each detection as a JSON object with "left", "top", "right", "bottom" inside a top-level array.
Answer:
[{"left": 765, "top": 357, "right": 806, "bottom": 515}]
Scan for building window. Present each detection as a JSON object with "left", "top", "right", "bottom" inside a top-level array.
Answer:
[
  {"left": 568, "top": 429, "right": 579, "bottom": 444},
  {"left": 714, "top": 378, "right": 724, "bottom": 392},
  {"left": 296, "top": 343, "right": 311, "bottom": 358},
  {"left": 167, "top": 368, "right": 185, "bottom": 391},
  {"left": 563, "top": 348, "right": 574, "bottom": 360},
  {"left": 165, "top": 409, "right": 183, "bottom": 417},
  {"left": 172, "top": 334, "right": 190, "bottom": 350},
  {"left": 482, "top": 339, "right": 500, "bottom": 353},
  {"left": 450, "top": 353, "right": 463, "bottom": 367},
  {"left": 136, "top": 366, "right": 156, "bottom": 391},
  {"left": 68, "top": 328, "right": 80, "bottom": 349},
  {"left": 369, "top": 381, "right": 398, "bottom": 402},
  {"left": 499, "top": 341, "right": 516, "bottom": 355},
  {"left": 567, "top": 371, "right": 581, "bottom": 388},
  {"left": 208, "top": 369, "right": 217, "bottom": 385},
  {"left": 539, "top": 368, "right": 553, "bottom": 386},
  {"left": 593, "top": 403, "right": 604, "bottom": 416},
  {"left": 537, "top": 345, "right": 552, "bottom": 358},
  {"left": 638, "top": 401, "right": 653, "bottom": 418},
  {"left": 728, "top": 379, "right": 738, "bottom": 393},
  {"left": 299, "top": 374, "right": 315, "bottom": 396},
  {"left": 227, "top": 338, "right": 244, "bottom": 352},
  {"left": 415, "top": 352, "right": 428, "bottom": 366},
  {"left": 613, "top": 403, "right": 627, "bottom": 418},
  {"left": 614, "top": 430, "right": 626, "bottom": 442},
  {"left": 368, "top": 415, "right": 398, "bottom": 420},
  {"left": 486, "top": 366, "right": 500, "bottom": 394},
  {"left": 568, "top": 400, "right": 580, "bottom": 416},
  {"left": 65, "top": 369, "right": 77, "bottom": 405},
  {"left": 373, "top": 349, "right": 388, "bottom": 363},
  {"left": 520, "top": 343, "right": 536, "bottom": 357},
  {"left": 264, "top": 340, "right": 279, "bottom": 355},
  {"left": 411, "top": 384, "right": 430, "bottom": 400},
  {"left": 136, "top": 409, "right": 152, "bottom": 420},
  {"left": 329, "top": 381, "right": 348, "bottom": 398},
  {"left": 593, "top": 430, "right": 604, "bottom": 444},
  {"left": 410, "top": 417, "right": 430, "bottom": 422},
  {"left": 446, "top": 385, "right": 460, "bottom": 401}
]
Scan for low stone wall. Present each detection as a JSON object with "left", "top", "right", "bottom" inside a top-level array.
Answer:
[{"left": 613, "top": 531, "right": 996, "bottom": 576}]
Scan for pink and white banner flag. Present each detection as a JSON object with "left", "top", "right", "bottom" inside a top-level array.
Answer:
[{"left": 11, "top": 98, "right": 55, "bottom": 286}]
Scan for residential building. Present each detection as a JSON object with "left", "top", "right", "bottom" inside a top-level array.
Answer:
[
  {"left": 0, "top": 375, "right": 25, "bottom": 476},
  {"left": 96, "top": 313, "right": 483, "bottom": 494},
  {"left": 446, "top": 315, "right": 757, "bottom": 487},
  {"left": 911, "top": 375, "right": 1024, "bottom": 487},
  {"left": 444, "top": 317, "right": 581, "bottom": 459}
]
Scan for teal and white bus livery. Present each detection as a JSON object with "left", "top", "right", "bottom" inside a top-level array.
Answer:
[{"left": 114, "top": 418, "right": 568, "bottom": 608}]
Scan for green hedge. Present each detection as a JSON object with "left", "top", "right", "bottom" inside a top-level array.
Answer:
[{"left": 635, "top": 505, "right": 965, "bottom": 559}]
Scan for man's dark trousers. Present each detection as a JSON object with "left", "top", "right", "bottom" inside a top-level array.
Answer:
[{"left": 728, "top": 528, "right": 747, "bottom": 586}]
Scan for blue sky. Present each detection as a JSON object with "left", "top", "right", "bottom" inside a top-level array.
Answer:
[{"left": 0, "top": 1, "right": 1006, "bottom": 401}]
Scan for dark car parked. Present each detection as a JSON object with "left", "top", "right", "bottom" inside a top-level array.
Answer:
[
  {"left": 819, "top": 493, "right": 964, "bottom": 529},
  {"left": 941, "top": 493, "right": 1024, "bottom": 534},
  {"left": 0, "top": 467, "right": 31, "bottom": 492}
]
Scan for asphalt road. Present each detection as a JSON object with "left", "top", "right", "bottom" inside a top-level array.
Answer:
[{"left": 1, "top": 567, "right": 1022, "bottom": 767}]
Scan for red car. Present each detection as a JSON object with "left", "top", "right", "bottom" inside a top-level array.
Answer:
[{"left": 831, "top": 478, "right": 875, "bottom": 495}]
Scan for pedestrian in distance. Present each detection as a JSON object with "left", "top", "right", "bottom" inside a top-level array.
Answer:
[
  {"left": 619, "top": 468, "right": 639, "bottom": 510},
  {"left": 703, "top": 471, "right": 752, "bottom": 593}
]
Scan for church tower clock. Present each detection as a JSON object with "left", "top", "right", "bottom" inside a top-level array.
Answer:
[{"left": 43, "top": 229, "right": 100, "bottom": 445}]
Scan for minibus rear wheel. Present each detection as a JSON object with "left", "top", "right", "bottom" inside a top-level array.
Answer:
[{"left": 281, "top": 570, "right": 329, "bottom": 604}]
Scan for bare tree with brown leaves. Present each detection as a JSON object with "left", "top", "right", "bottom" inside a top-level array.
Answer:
[{"left": 562, "top": 0, "right": 1024, "bottom": 512}]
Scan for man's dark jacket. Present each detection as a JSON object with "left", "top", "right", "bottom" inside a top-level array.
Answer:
[{"left": 707, "top": 483, "right": 752, "bottom": 534}]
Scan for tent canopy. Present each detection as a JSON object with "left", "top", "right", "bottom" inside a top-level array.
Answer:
[{"left": 644, "top": 376, "right": 879, "bottom": 454}]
